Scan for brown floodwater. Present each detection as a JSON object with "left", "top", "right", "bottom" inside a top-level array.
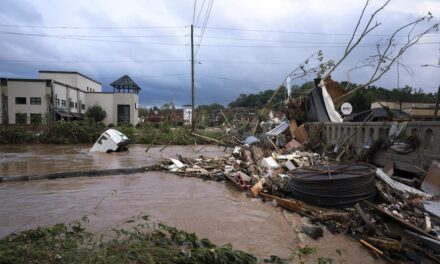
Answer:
[
  {"left": 0, "top": 144, "right": 297, "bottom": 258},
  {"left": 0, "top": 144, "right": 230, "bottom": 177}
]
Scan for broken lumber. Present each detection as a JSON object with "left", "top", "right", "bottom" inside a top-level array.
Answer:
[
  {"left": 191, "top": 132, "right": 226, "bottom": 146},
  {"left": 366, "top": 237, "right": 401, "bottom": 251},
  {"left": 259, "top": 193, "right": 304, "bottom": 214}
]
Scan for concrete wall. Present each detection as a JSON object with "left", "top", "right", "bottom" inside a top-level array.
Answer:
[
  {"left": 305, "top": 121, "right": 440, "bottom": 174},
  {"left": 85, "top": 93, "right": 114, "bottom": 125},
  {"left": 6, "top": 80, "right": 48, "bottom": 124}
]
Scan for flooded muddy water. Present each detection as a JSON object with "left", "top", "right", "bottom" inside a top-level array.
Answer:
[
  {"left": 0, "top": 144, "right": 230, "bottom": 177},
  {"left": 0, "top": 144, "right": 297, "bottom": 257},
  {"left": 0, "top": 172, "right": 297, "bottom": 258}
]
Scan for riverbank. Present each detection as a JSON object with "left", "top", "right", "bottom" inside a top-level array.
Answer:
[
  {"left": 0, "top": 215, "right": 259, "bottom": 264},
  {"left": 0, "top": 121, "right": 227, "bottom": 145}
]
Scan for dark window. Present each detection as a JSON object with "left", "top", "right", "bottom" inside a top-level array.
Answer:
[
  {"left": 15, "top": 97, "right": 26, "bottom": 104},
  {"left": 56, "top": 99, "right": 60, "bottom": 106},
  {"left": 61, "top": 100, "right": 66, "bottom": 107},
  {"left": 70, "top": 101, "right": 74, "bottom": 108},
  {"left": 30, "top": 97, "right": 41, "bottom": 105},
  {"left": 75, "top": 102, "right": 77, "bottom": 109},
  {"left": 81, "top": 104, "right": 85, "bottom": 110},
  {"left": 30, "top": 113, "right": 42, "bottom": 124},
  {"left": 15, "top": 113, "right": 27, "bottom": 124},
  {"left": 117, "top": 104, "right": 130, "bottom": 124}
]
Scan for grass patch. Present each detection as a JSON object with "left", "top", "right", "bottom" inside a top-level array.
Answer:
[{"left": 0, "top": 215, "right": 257, "bottom": 264}]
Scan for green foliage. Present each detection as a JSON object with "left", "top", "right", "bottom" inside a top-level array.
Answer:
[
  {"left": 0, "top": 127, "right": 27, "bottom": 144},
  {"left": 85, "top": 104, "right": 107, "bottom": 122},
  {"left": 39, "top": 121, "right": 105, "bottom": 144},
  {"left": 316, "top": 257, "right": 333, "bottom": 264},
  {"left": 0, "top": 217, "right": 257, "bottom": 264},
  {"left": 138, "top": 107, "right": 149, "bottom": 118},
  {"left": 228, "top": 87, "right": 287, "bottom": 111},
  {"left": 345, "top": 83, "right": 437, "bottom": 112},
  {"left": 116, "top": 125, "right": 136, "bottom": 140},
  {"left": 296, "top": 246, "right": 317, "bottom": 256}
]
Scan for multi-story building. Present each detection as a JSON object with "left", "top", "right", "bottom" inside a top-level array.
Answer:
[{"left": 0, "top": 70, "right": 140, "bottom": 125}]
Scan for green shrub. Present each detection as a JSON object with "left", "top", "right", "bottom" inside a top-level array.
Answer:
[
  {"left": 0, "top": 127, "right": 27, "bottom": 144},
  {"left": 39, "top": 121, "right": 105, "bottom": 144},
  {"left": 85, "top": 104, "right": 107, "bottom": 122}
]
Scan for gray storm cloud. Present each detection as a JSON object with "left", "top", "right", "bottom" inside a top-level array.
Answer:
[{"left": 0, "top": 0, "right": 439, "bottom": 107}]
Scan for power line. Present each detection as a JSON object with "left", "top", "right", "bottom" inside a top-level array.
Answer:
[
  {"left": 194, "top": 0, "right": 214, "bottom": 56},
  {"left": 0, "top": 24, "right": 187, "bottom": 30},
  {"left": 0, "top": 31, "right": 189, "bottom": 45},
  {"left": 201, "top": 35, "right": 439, "bottom": 44},
  {"left": 194, "top": 0, "right": 206, "bottom": 26},
  {"left": 0, "top": 59, "right": 189, "bottom": 63},
  {"left": 198, "top": 26, "right": 440, "bottom": 37},
  {"left": 192, "top": 0, "right": 197, "bottom": 25}
]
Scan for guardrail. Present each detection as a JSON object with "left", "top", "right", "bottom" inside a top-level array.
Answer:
[{"left": 305, "top": 121, "right": 440, "bottom": 175}]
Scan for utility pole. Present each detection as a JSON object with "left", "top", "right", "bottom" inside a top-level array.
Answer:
[
  {"left": 190, "top": 24, "right": 195, "bottom": 131},
  {"left": 434, "top": 85, "right": 440, "bottom": 121}
]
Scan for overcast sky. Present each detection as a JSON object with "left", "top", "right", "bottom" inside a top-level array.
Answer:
[{"left": 0, "top": 0, "right": 439, "bottom": 107}]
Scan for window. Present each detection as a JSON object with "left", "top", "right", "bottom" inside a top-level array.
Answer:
[
  {"left": 56, "top": 99, "right": 60, "bottom": 106},
  {"left": 30, "top": 113, "right": 42, "bottom": 124},
  {"left": 15, "top": 97, "right": 26, "bottom": 104},
  {"left": 70, "top": 101, "right": 74, "bottom": 108},
  {"left": 81, "top": 104, "right": 85, "bottom": 110},
  {"left": 30, "top": 97, "right": 41, "bottom": 105},
  {"left": 75, "top": 102, "right": 77, "bottom": 109},
  {"left": 61, "top": 100, "right": 66, "bottom": 107},
  {"left": 15, "top": 113, "right": 27, "bottom": 124}
]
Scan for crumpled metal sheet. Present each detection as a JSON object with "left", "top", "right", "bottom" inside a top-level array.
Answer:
[{"left": 266, "top": 122, "right": 289, "bottom": 137}]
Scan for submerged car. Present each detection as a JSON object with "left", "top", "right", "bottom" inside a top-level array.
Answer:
[{"left": 90, "top": 129, "right": 129, "bottom": 153}]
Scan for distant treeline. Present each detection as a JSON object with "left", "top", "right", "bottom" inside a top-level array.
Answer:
[{"left": 226, "top": 81, "right": 438, "bottom": 113}]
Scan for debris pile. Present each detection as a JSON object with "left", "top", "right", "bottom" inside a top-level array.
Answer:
[{"left": 155, "top": 77, "right": 440, "bottom": 263}]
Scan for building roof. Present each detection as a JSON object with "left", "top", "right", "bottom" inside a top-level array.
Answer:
[
  {"left": 110, "top": 75, "right": 141, "bottom": 90},
  {"left": 39, "top": 70, "right": 102, "bottom": 85},
  {"left": 348, "top": 108, "right": 409, "bottom": 122},
  {"left": 1, "top": 77, "right": 48, "bottom": 82}
]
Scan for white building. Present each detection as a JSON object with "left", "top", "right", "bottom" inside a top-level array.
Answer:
[
  {"left": 0, "top": 71, "right": 140, "bottom": 125},
  {"left": 183, "top": 104, "right": 193, "bottom": 125}
]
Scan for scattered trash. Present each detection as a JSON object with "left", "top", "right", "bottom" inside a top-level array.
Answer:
[
  {"left": 90, "top": 129, "right": 129, "bottom": 153},
  {"left": 301, "top": 224, "right": 324, "bottom": 240},
  {"left": 376, "top": 168, "right": 431, "bottom": 198},
  {"left": 421, "top": 160, "right": 440, "bottom": 195},
  {"left": 243, "top": 136, "right": 260, "bottom": 146}
]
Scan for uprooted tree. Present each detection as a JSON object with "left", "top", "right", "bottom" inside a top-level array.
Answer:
[
  {"left": 322, "top": 0, "right": 439, "bottom": 105},
  {"left": 281, "top": 0, "right": 438, "bottom": 108}
]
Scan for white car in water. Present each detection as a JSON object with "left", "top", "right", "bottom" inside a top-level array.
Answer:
[{"left": 90, "top": 129, "right": 129, "bottom": 153}]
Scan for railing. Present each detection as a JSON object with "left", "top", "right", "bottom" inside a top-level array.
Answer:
[{"left": 305, "top": 121, "right": 440, "bottom": 175}]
